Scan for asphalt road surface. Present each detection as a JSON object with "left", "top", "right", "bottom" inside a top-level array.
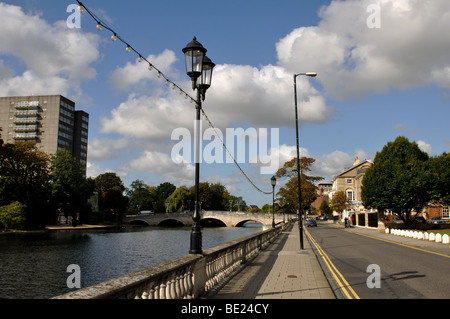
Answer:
[{"left": 305, "top": 222, "right": 450, "bottom": 299}]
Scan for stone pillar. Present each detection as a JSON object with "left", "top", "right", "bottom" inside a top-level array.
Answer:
[{"left": 192, "top": 258, "right": 206, "bottom": 299}]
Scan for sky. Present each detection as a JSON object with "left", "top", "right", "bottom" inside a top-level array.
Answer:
[{"left": 1, "top": 0, "right": 449, "bottom": 208}]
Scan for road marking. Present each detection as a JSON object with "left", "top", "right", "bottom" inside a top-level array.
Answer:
[
  {"left": 345, "top": 230, "right": 450, "bottom": 259},
  {"left": 305, "top": 228, "right": 360, "bottom": 299}
]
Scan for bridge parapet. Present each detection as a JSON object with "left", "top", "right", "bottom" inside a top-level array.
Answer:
[
  {"left": 124, "top": 211, "right": 284, "bottom": 227},
  {"left": 53, "top": 221, "right": 292, "bottom": 299}
]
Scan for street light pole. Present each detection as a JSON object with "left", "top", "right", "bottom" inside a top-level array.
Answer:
[
  {"left": 183, "top": 37, "right": 215, "bottom": 255},
  {"left": 293, "top": 72, "right": 317, "bottom": 250},
  {"left": 271, "top": 176, "right": 276, "bottom": 228},
  {"left": 191, "top": 87, "right": 203, "bottom": 254}
]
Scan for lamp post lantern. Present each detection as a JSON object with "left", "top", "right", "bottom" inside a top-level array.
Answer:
[
  {"left": 271, "top": 176, "right": 276, "bottom": 228},
  {"left": 293, "top": 72, "right": 317, "bottom": 250},
  {"left": 182, "top": 37, "right": 207, "bottom": 90},
  {"left": 183, "top": 37, "right": 215, "bottom": 254}
]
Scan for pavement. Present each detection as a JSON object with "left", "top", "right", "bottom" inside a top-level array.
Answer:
[
  {"left": 204, "top": 221, "right": 450, "bottom": 300},
  {"left": 204, "top": 221, "right": 336, "bottom": 299}
]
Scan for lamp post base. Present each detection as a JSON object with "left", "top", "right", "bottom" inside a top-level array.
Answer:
[{"left": 189, "top": 225, "right": 203, "bottom": 254}]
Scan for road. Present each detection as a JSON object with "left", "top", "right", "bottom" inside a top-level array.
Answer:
[{"left": 305, "top": 222, "right": 450, "bottom": 299}]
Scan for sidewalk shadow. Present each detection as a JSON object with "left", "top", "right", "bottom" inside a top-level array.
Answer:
[{"left": 205, "top": 224, "right": 293, "bottom": 299}]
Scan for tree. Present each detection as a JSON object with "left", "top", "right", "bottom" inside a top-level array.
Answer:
[
  {"left": 426, "top": 152, "right": 450, "bottom": 206},
  {"left": 50, "top": 149, "right": 94, "bottom": 224},
  {"left": 0, "top": 201, "right": 26, "bottom": 231},
  {"left": 0, "top": 142, "right": 51, "bottom": 228},
  {"left": 361, "top": 136, "right": 430, "bottom": 227},
  {"left": 275, "top": 157, "right": 323, "bottom": 214},
  {"left": 94, "top": 173, "right": 128, "bottom": 222},
  {"left": 166, "top": 185, "right": 192, "bottom": 213},
  {"left": 151, "top": 182, "right": 176, "bottom": 213},
  {"left": 329, "top": 191, "right": 349, "bottom": 218},
  {"left": 188, "top": 182, "right": 235, "bottom": 211},
  {"left": 126, "top": 179, "right": 153, "bottom": 214},
  {"left": 319, "top": 200, "right": 332, "bottom": 216}
]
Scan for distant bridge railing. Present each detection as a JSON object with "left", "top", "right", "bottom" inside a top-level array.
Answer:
[{"left": 54, "top": 221, "right": 292, "bottom": 299}]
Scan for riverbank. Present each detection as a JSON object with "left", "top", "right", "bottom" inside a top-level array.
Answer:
[
  {"left": 0, "top": 224, "right": 121, "bottom": 237},
  {"left": 45, "top": 224, "right": 117, "bottom": 231}
]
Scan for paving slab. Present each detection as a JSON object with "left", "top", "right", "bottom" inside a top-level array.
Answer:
[{"left": 205, "top": 222, "right": 335, "bottom": 299}]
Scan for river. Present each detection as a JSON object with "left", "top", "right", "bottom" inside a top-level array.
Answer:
[{"left": 0, "top": 224, "right": 263, "bottom": 299}]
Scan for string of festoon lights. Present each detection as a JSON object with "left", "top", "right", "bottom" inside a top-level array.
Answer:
[
  {"left": 76, "top": 1, "right": 274, "bottom": 195},
  {"left": 76, "top": 1, "right": 197, "bottom": 105}
]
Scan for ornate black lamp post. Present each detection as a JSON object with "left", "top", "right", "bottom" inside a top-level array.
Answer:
[
  {"left": 183, "top": 37, "right": 215, "bottom": 254},
  {"left": 293, "top": 72, "right": 317, "bottom": 250},
  {"left": 271, "top": 176, "right": 276, "bottom": 228}
]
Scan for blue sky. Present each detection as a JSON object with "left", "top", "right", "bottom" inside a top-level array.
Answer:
[{"left": 1, "top": 0, "right": 449, "bottom": 208}]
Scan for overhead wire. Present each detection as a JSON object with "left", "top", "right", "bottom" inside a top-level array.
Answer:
[{"left": 75, "top": 1, "right": 274, "bottom": 195}]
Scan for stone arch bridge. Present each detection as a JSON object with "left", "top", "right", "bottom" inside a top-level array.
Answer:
[{"left": 123, "top": 211, "right": 284, "bottom": 228}]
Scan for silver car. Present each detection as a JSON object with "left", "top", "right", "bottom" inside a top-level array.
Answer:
[{"left": 428, "top": 217, "right": 446, "bottom": 224}]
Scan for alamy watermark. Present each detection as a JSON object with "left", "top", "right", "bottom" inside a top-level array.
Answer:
[
  {"left": 367, "top": 3, "right": 381, "bottom": 29},
  {"left": 171, "top": 121, "right": 280, "bottom": 175},
  {"left": 366, "top": 264, "right": 381, "bottom": 288},
  {"left": 66, "top": 4, "right": 82, "bottom": 29},
  {"left": 66, "top": 264, "right": 81, "bottom": 289}
]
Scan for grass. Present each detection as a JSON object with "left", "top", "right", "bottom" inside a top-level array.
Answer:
[{"left": 427, "top": 230, "right": 450, "bottom": 237}]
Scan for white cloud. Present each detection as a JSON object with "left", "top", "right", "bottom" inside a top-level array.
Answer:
[
  {"left": 101, "top": 61, "right": 333, "bottom": 147},
  {"left": 100, "top": 92, "right": 195, "bottom": 140},
  {"left": 417, "top": 140, "right": 432, "bottom": 155},
  {"left": 276, "top": 0, "right": 450, "bottom": 99},
  {"left": 86, "top": 162, "right": 112, "bottom": 178},
  {"left": 312, "top": 151, "right": 354, "bottom": 178},
  {"left": 120, "top": 150, "right": 195, "bottom": 185},
  {"left": 110, "top": 49, "right": 179, "bottom": 92},
  {"left": 0, "top": 3, "right": 100, "bottom": 99},
  {"left": 206, "top": 64, "right": 331, "bottom": 129},
  {"left": 88, "top": 138, "right": 132, "bottom": 162}
]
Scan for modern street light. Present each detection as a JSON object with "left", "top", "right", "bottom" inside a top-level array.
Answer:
[
  {"left": 271, "top": 176, "right": 276, "bottom": 228},
  {"left": 183, "top": 37, "right": 215, "bottom": 255},
  {"left": 293, "top": 72, "right": 317, "bottom": 250}
]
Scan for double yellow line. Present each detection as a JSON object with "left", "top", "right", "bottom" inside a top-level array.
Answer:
[{"left": 305, "top": 228, "right": 360, "bottom": 299}]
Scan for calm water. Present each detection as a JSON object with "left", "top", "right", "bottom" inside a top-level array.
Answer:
[{"left": 0, "top": 225, "right": 263, "bottom": 299}]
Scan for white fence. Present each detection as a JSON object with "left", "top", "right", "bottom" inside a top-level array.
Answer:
[{"left": 386, "top": 228, "right": 450, "bottom": 244}]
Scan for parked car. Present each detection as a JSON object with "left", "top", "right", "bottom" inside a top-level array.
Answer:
[
  {"left": 412, "top": 216, "right": 426, "bottom": 224},
  {"left": 428, "top": 217, "right": 446, "bottom": 224},
  {"left": 306, "top": 218, "right": 317, "bottom": 227},
  {"left": 319, "top": 216, "right": 328, "bottom": 221},
  {"left": 392, "top": 217, "right": 404, "bottom": 224}
]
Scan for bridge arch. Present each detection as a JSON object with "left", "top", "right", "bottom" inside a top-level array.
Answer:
[
  {"left": 235, "top": 219, "right": 265, "bottom": 227},
  {"left": 129, "top": 219, "right": 151, "bottom": 226},
  {"left": 200, "top": 218, "right": 227, "bottom": 227},
  {"left": 157, "top": 219, "right": 185, "bottom": 227}
]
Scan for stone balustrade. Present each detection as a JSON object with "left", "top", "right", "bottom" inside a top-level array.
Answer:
[{"left": 54, "top": 222, "right": 288, "bottom": 299}]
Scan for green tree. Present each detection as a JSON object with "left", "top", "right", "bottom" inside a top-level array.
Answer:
[
  {"left": 50, "top": 149, "right": 94, "bottom": 225},
  {"left": 361, "top": 136, "right": 430, "bottom": 227},
  {"left": 275, "top": 157, "right": 323, "bottom": 215},
  {"left": 126, "top": 179, "right": 152, "bottom": 214},
  {"left": 426, "top": 152, "right": 450, "bottom": 205},
  {"left": 319, "top": 200, "right": 332, "bottom": 216},
  {"left": 152, "top": 182, "right": 176, "bottom": 213},
  {"left": 94, "top": 173, "right": 128, "bottom": 222},
  {"left": 0, "top": 201, "right": 26, "bottom": 231},
  {"left": 189, "top": 183, "right": 241, "bottom": 211},
  {"left": 166, "top": 185, "right": 192, "bottom": 212},
  {"left": 329, "top": 191, "right": 349, "bottom": 218},
  {"left": 0, "top": 142, "right": 51, "bottom": 228}
]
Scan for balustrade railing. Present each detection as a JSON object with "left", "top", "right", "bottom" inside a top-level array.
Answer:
[{"left": 54, "top": 223, "right": 289, "bottom": 299}]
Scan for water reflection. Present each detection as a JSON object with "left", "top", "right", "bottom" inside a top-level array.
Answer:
[{"left": 0, "top": 224, "right": 262, "bottom": 299}]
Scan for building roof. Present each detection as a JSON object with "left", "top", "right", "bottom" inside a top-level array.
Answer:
[{"left": 332, "top": 158, "right": 372, "bottom": 181}]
